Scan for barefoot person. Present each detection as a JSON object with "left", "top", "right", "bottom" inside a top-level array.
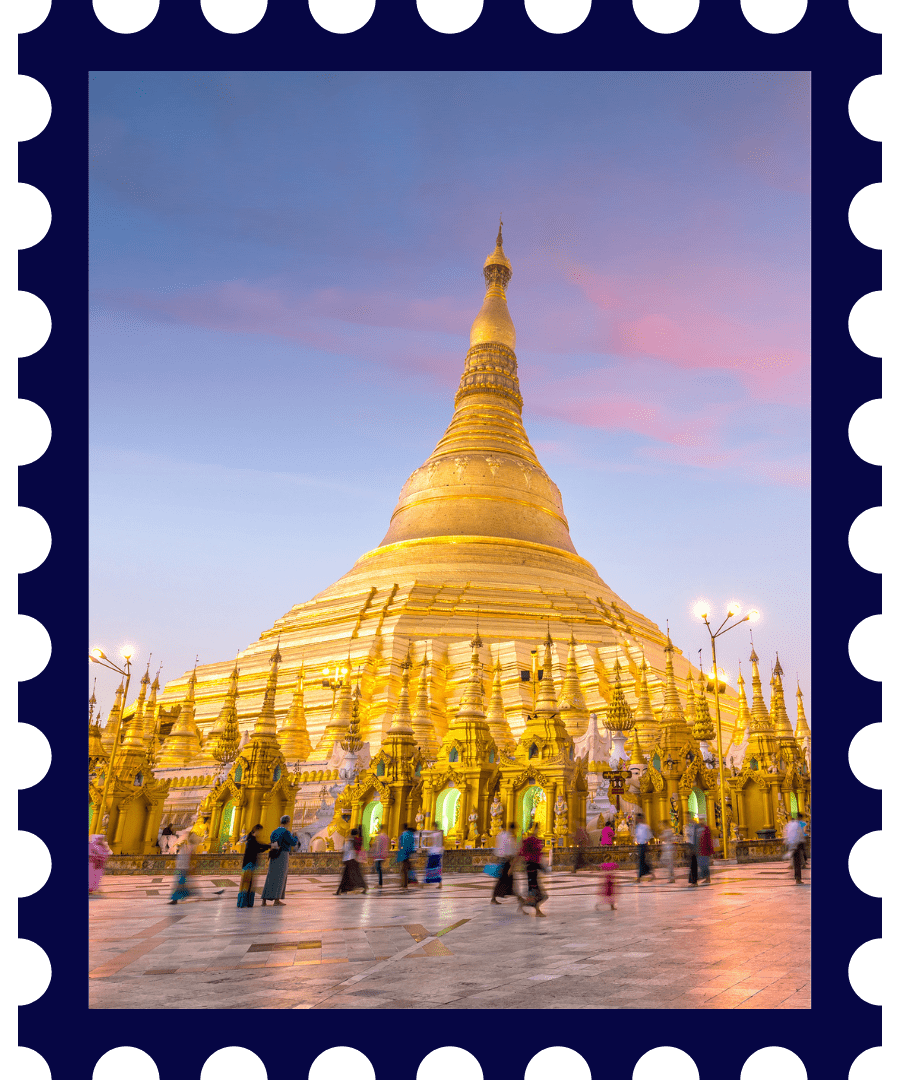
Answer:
[
  {"left": 336, "top": 828, "right": 368, "bottom": 894},
  {"left": 261, "top": 816, "right": 299, "bottom": 906},
  {"left": 490, "top": 820, "right": 518, "bottom": 904},
  {"left": 237, "top": 824, "right": 270, "bottom": 908},
  {"left": 518, "top": 825, "right": 548, "bottom": 916},
  {"left": 88, "top": 834, "right": 112, "bottom": 895}
]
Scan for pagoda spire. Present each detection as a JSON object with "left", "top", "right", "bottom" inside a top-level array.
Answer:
[
  {"left": 732, "top": 663, "right": 750, "bottom": 745},
  {"left": 101, "top": 679, "right": 124, "bottom": 753},
  {"left": 534, "top": 628, "right": 560, "bottom": 717},
  {"left": 747, "top": 643, "right": 773, "bottom": 733},
  {"left": 453, "top": 629, "right": 489, "bottom": 725},
  {"left": 658, "top": 633, "right": 690, "bottom": 751},
  {"left": 374, "top": 228, "right": 579, "bottom": 558},
  {"left": 684, "top": 666, "right": 697, "bottom": 727},
  {"left": 158, "top": 665, "right": 202, "bottom": 766},
  {"left": 603, "top": 659, "right": 635, "bottom": 734},
  {"left": 633, "top": 654, "right": 659, "bottom": 749},
  {"left": 485, "top": 655, "right": 515, "bottom": 751},
  {"left": 279, "top": 664, "right": 313, "bottom": 762},
  {"left": 252, "top": 640, "right": 283, "bottom": 744},
  {"left": 770, "top": 653, "right": 794, "bottom": 739},
  {"left": 795, "top": 680, "right": 811, "bottom": 759},
  {"left": 559, "top": 632, "right": 589, "bottom": 737},
  {"left": 144, "top": 665, "right": 161, "bottom": 756},
  {"left": 744, "top": 641, "right": 778, "bottom": 768},
  {"left": 88, "top": 681, "right": 107, "bottom": 764},
  {"left": 629, "top": 722, "right": 647, "bottom": 767},
  {"left": 691, "top": 662, "right": 716, "bottom": 745},
  {"left": 389, "top": 648, "right": 415, "bottom": 734},
  {"left": 341, "top": 684, "right": 364, "bottom": 754},
  {"left": 411, "top": 649, "right": 439, "bottom": 756},
  {"left": 209, "top": 659, "right": 242, "bottom": 767},
  {"left": 122, "top": 661, "right": 151, "bottom": 750}
]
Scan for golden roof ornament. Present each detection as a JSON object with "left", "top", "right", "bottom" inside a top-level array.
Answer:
[
  {"left": 341, "top": 680, "right": 364, "bottom": 752},
  {"left": 485, "top": 655, "right": 515, "bottom": 750},
  {"left": 389, "top": 650, "right": 415, "bottom": 734},
  {"left": 733, "top": 663, "right": 750, "bottom": 744},
  {"left": 210, "top": 660, "right": 242, "bottom": 768},
  {"left": 691, "top": 662, "right": 716, "bottom": 744},
  {"left": 603, "top": 659, "right": 635, "bottom": 733},
  {"left": 279, "top": 664, "right": 313, "bottom": 762}
]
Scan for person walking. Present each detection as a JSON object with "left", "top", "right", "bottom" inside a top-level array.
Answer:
[
  {"left": 237, "top": 824, "right": 270, "bottom": 908},
  {"left": 336, "top": 828, "right": 368, "bottom": 894},
  {"left": 660, "top": 826, "right": 677, "bottom": 883},
  {"left": 783, "top": 814, "right": 805, "bottom": 885},
  {"left": 370, "top": 823, "right": 389, "bottom": 888},
  {"left": 490, "top": 820, "right": 518, "bottom": 904},
  {"left": 169, "top": 829, "right": 199, "bottom": 904},
  {"left": 159, "top": 823, "right": 175, "bottom": 854},
  {"left": 634, "top": 813, "right": 655, "bottom": 882},
  {"left": 424, "top": 828, "right": 444, "bottom": 887},
  {"left": 396, "top": 823, "right": 420, "bottom": 889},
  {"left": 89, "top": 834, "right": 112, "bottom": 895},
  {"left": 685, "top": 817, "right": 700, "bottom": 886},
  {"left": 597, "top": 819, "right": 617, "bottom": 910},
  {"left": 572, "top": 825, "right": 590, "bottom": 873},
  {"left": 697, "top": 816, "right": 713, "bottom": 885},
  {"left": 261, "top": 816, "right": 299, "bottom": 906},
  {"left": 518, "top": 826, "right": 548, "bottom": 916}
]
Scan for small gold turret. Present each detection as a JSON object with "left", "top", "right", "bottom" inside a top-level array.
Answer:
[
  {"left": 469, "top": 221, "right": 515, "bottom": 352},
  {"left": 691, "top": 663, "right": 716, "bottom": 745},
  {"left": 209, "top": 660, "right": 242, "bottom": 767},
  {"left": 485, "top": 656, "right": 515, "bottom": 751},
  {"left": 313, "top": 658, "right": 353, "bottom": 758},
  {"left": 770, "top": 654, "right": 794, "bottom": 739},
  {"left": 101, "top": 679, "right": 124, "bottom": 754},
  {"left": 684, "top": 667, "right": 697, "bottom": 727},
  {"left": 122, "top": 662, "right": 151, "bottom": 750},
  {"left": 559, "top": 632, "right": 589, "bottom": 737},
  {"left": 411, "top": 650, "right": 440, "bottom": 757},
  {"left": 794, "top": 680, "right": 811, "bottom": 759},
  {"left": 389, "top": 649, "right": 415, "bottom": 735},
  {"left": 279, "top": 664, "right": 313, "bottom": 763},
  {"left": 88, "top": 683, "right": 107, "bottom": 766},
  {"left": 603, "top": 659, "right": 635, "bottom": 734},
  {"left": 144, "top": 667, "right": 161, "bottom": 757},
  {"left": 251, "top": 641, "right": 282, "bottom": 745},
  {"left": 658, "top": 634, "right": 691, "bottom": 752},
  {"left": 629, "top": 723, "right": 647, "bottom": 767},
  {"left": 733, "top": 664, "right": 750, "bottom": 745},
  {"left": 534, "top": 629, "right": 560, "bottom": 718},
  {"left": 341, "top": 684, "right": 364, "bottom": 754},
  {"left": 633, "top": 654, "right": 659, "bottom": 749},
  {"left": 743, "top": 642, "right": 778, "bottom": 768},
  {"left": 158, "top": 666, "right": 202, "bottom": 766}
]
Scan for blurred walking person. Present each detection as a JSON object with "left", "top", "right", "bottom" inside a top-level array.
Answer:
[
  {"left": 697, "top": 816, "right": 713, "bottom": 885},
  {"left": 370, "top": 823, "right": 389, "bottom": 888},
  {"left": 424, "top": 828, "right": 444, "bottom": 887},
  {"left": 634, "top": 813, "right": 655, "bottom": 882},
  {"left": 336, "top": 828, "right": 368, "bottom": 894},
  {"left": 490, "top": 820, "right": 518, "bottom": 904},
  {"left": 518, "top": 826, "right": 548, "bottom": 916},
  {"left": 169, "top": 829, "right": 199, "bottom": 904},
  {"left": 572, "top": 824, "right": 590, "bottom": 873},
  {"left": 783, "top": 814, "right": 805, "bottom": 885},
  {"left": 261, "top": 815, "right": 300, "bottom": 906},
  {"left": 89, "top": 833, "right": 112, "bottom": 895},
  {"left": 396, "top": 823, "right": 420, "bottom": 889},
  {"left": 660, "top": 826, "right": 677, "bottom": 883},
  {"left": 685, "top": 817, "right": 700, "bottom": 886},
  {"left": 237, "top": 823, "right": 270, "bottom": 908},
  {"left": 596, "top": 860, "right": 618, "bottom": 911}
]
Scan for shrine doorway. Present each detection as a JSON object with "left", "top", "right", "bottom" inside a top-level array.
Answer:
[
  {"left": 434, "top": 787, "right": 460, "bottom": 835},
  {"left": 361, "top": 798, "right": 383, "bottom": 848}
]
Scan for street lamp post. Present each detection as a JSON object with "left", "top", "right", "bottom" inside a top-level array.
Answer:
[
  {"left": 88, "top": 645, "right": 134, "bottom": 835},
  {"left": 692, "top": 600, "right": 760, "bottom": 860}
]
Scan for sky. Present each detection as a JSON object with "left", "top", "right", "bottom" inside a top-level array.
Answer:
[{"left": 88, "top": 70, "right": 811, "bottom": 720}]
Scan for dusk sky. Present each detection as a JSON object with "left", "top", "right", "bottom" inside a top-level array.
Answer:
[{"left": 89, "top": 71, "right": 810, "bottom": 719}]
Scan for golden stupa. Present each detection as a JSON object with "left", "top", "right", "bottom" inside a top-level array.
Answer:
[{"left": 152, "top": 225, "right": 696, "bottom": 745}]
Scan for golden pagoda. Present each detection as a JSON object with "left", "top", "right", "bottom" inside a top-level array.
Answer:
[{"left": 134, "top": 226, "right": 758, "bottom": 851}]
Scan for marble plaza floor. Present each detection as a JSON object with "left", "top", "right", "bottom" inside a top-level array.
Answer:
[{"left": 89, "top": 862, "right": 810, "bottom": 1010}]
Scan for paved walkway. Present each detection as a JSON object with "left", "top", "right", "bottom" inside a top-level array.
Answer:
[{"left": 89, "top": 862, "right": 810, "bottom": 1009}]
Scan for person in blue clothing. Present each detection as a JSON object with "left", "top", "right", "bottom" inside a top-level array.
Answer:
[
  {"left": 396, "top": 822, "right": 420, "bottom": 889},
  {"left": 261, "top": 816, "right": 299, "bottom": 906}
]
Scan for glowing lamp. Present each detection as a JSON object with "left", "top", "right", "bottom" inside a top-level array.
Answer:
[
  {"left": 692, "top": 600, "right": 711, "bottom": 620},
  {"left": 121, "top": 646, "right": 134, "bottom": 660},
  {"left": 747, "top": 609, "right": 761, "bottom": 623},
  {"left": 726, "top": 601, "right": 741, "bottom": 617},
  {"left": 90, "top": 647, "right": 105, "bottom": 660}
]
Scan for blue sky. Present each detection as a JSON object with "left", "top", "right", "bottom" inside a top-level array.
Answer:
[{"left": 89, "top": 71, "right": 810, "bottom": 717}]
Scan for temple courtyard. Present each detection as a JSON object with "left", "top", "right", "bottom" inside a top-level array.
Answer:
[{"left": 89, "top": 862, "right": 810, "bottom": 1009}]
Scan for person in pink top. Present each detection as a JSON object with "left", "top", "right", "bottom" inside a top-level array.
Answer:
[
  {"left": 597, "top": 819, "right": 618, "bottom": 911},
  {"left": 88, "top": 834, "right": 112, "bottom": 895},
  {"left": 370, "top": 824, "right": 390, "bottom": 888}
]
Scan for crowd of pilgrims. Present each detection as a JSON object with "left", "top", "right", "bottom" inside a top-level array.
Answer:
[{"left": 87, "top": 810, "right": 808, "bottom": 907}]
